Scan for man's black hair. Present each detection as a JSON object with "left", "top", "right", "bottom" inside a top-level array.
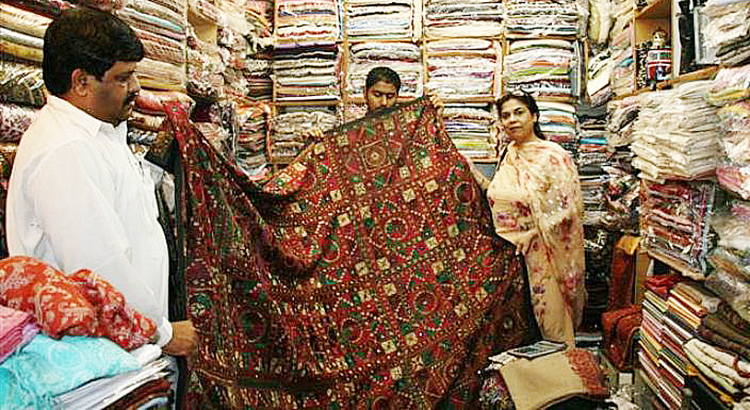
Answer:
[
  {"left": 43, "top": 8, "right": 144, "bottom": 96},
  {"left": 365, "top": 67, "right": 401, "bottom": 92}
]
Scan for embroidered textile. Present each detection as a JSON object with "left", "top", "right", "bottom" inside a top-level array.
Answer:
[
  {"left": 0, "top": 256, "right": 156, "bottom": 350},
  {"left": 157, "top": 98, "right": 537, "bottom": 408},
  {"left": 486, "top": 139, "right": 587, "bottom": 345}
]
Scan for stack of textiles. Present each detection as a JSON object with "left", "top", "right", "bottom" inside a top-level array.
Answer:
[
  {"left": 631, "top": 82, "right": 720, "bottom": 182},
  {"left": 235, "top": 100, "right": 271, "bottom": 173},
  {"left": 639, "top": 179, "right": 717, "bottom": 279},
  {"left": 709, "top": 66, "right": 750, "bottom": 199},
  {"left": 610, "top": 26, "right": 634, "bottom": 97},
  {"left": 706, "top": 199, "right": 750, "bottom": 324},
  {"left": 117, "top": 0, "right": 188, "bottom": 93},
  {"left": 537, "top": 101, "right": 576, "bottom": 148},
  {"left": 504, "top": 39, "right": 575, "bottom": 100},
  {"left": 659, "top": 282, "right": 719, "bottom": 410},
  {"left": 638, "top": 274, "right": 683, "bottom": 410},
  {"left": 442, "top": 105, "right": 497, "bottom": 159},
  {"left": 578, "top": 118, "right": 609, "bottom": 167},
  {"left": 588, "top": 0, "right": 613, "bottom": 45},
  {"left": 273, "top": 44, "right": 340, "bottom": 101},
  {"left": 425, "top": 39, "right": 497, "bottom": 100},
  {"left": 606, "top": 95, "right": 640, "bottom": 147},
  {"left": 579, "top": 166, "right": 607, "bottom": 226},
  {"left": 245, "top": 0, "right": 274, "bottom": 29},
  {"left": 270, "top": 109, "right": 337, "bottom": 162},
  {"left": 345, "top": 0, "right": 414, "bottom": 40},
  {"left": 423, "top": 0, "right": 503, "bottom": 39},
  {"left": 701, "top": 0, "right": 750, "bottom": 66},
  {"left": 275, "top": 0, "right": 340, "bottom": 43},
  {"left": 587, "top": 48, "right": 614, "bottom": 107},
  {"left": 129, "top": 89, "right": 193, "bottom": 146},
  {"left": 185, "top": 24, "right": 224, "bottom": 100},
  {"left": 504, "top": 0, "right": 582, "bottom": 37},
  {"left": 0, "top": 256, "right": 167, "bottom": 409},
  {"left": 0, "top": 305, "right": 38, "bottom": 364},
  {"left": 245, "top": 53, "right": 273, "bottom": 101},
  {"left": 346, "top": 42, "right": 422, "bottom": 99}
]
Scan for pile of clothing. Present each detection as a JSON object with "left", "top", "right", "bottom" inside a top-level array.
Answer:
[
  {"left": 504, "top": 0, "right": 583, "bottom": 37},
  {"left": 423, "top": 0, "right": 503, "bottom": 38},
  {"left": 345, "top": 0, "right": 414, "bottom": 40},
  {"left": 273, "top": 44, "right": 340, "bottom": 101},
  {"left": 275, "top": 0, "right": 340, "bottom": 42},
  {"left": 346, "top": 42, "right": 422, "bottom": 99},
  {"left": 702, "top": 0, "right": 750, "bottom": 66},
  {"left": 270, "top": 109, "right": 337, "bottom": 163},
  {"left": 441, "top": 105, "right": 498, "bottom": 159},
  {"left": 425, "top": 39, "right": 497, "bottom": 99},
  {"left": 504, "top": 39, "right": 575, "bottom": 100}
]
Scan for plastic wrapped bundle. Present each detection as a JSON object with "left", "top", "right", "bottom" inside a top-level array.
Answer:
[
  {"left": 505, "top": 39, "right": 574, "bottom": 100},
  {"left": 426, "top": 39, "right": 497, "bottom": 99},
  {"left": 271, "top": 110, "right": 337, "bottom": 163},
  {"left": 235, "top": 101, "right": 271, "bottom": 172},
  {"left": 702, "top": 0, "right": 750, "bottom": 66},
  {"left": 274, "top": 45, "right": 340, "bottom": 101},
  {"left": 275, "top": 0, "right": 340, "bottom": 42},
  {"left": 707, "top": 65, "right": 750, "bottom": 106},
  {"left": 346, "top": 0, "right": 414, "bottom": 40},
  {"left": 347, "top": 42, "right": 422, "bottom": 99},
  {"left": 442, "top": 105, "right": 497, "bottom": 159},
  {"left": 505, "top": 0, "right": 583, "bottom": 37},
  {"left": 423, "top": 0, "right": 504, "bottom": 39}
]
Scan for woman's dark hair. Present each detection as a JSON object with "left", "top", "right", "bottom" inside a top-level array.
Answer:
[
  {"left": 43, "top": 8, "right": 144, "bottom": 96},
  {"left": 365, "top": 67, "right": 401, "bottom": 93},
  {"left": 496, "top": 90, "right": 546, "bottom": 139}
]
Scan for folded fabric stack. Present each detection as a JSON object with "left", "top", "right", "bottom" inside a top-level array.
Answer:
[
  {"left": 423, "top": 0, "right": 503, "bottom": 39},
  {"left": 0, "top": 305, "right": 38, "bottom": 364},
  {"left": 505, "top": 39, "right": 575, "bottom": 100},
  {"left": 117, "top": 0, "right": 187, "bottom": 92},
  {"left": 579, "top": 165, "right": 608, "bottom": 225},
  {"left": 425, "top": 39, "right": 497, "bottom": 100},
  {"left": 276, "top": 0, "right": 340, "bottom": 43},
  {"left": 606, "top": 96, "right": 640, "bottom": 147},
  {"left": 245, "top": 0, "right": 274, "bottom": 30},
  {"left": 186, "top": 24, "right": 224, "bottom": 100},
  {"left": 702, "top": 0, "right": 750, "bottom": 66},
  {"left": 504, "top": 0, "right": 581, "bottom": 37},
  {"left": 588, "top": 0, "right": 613, "bottom": 45},
  {"left": 270, "top": 109, "right": 337, "bottom": 163},
  {"left": 235, "top": 100, "right": 271, "bottom": 173},
  {"left": 639, "top": 180, "right": 716, "bottom": 279},
  {"left": 442, "top": 105, "right": 497, "bottom": 159},
  {"left": 578, "top": 117, "right": 608, "bottom": 167},
  {"left": 638, "top": 274, "right": 683, "bottom": 410},
  {"left": 587, "top": 48, "right": 614, "bottom": 107},
  {"left": 274, "top": 44, "right": 340, "bottom": 101},
  {"left": 245, "top": 53, "right": 273, "bottom": 101},
  {"left": 346, "top": 42, "right": 422, "bottom": 99},
  {"left": 631, "top": 82, "right": 720, "bottom": 182},
  {"left": 707, "top": 66, "right": 750, "bottom": 199},
  {"left": 611, "top": 27, "right": 634, "bottom": 97},
  {"left": 537, "top": 101, "right": 576, "bottom": 148},
  {"left": 345, "top": 0, "right": 414, "bottom": 40}
]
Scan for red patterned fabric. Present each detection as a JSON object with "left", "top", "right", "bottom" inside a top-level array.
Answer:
[
  {"left": 0, "top": 256, "right": 156, "bottom": 350},
  {"left": 602, "top": 305, "right": 642, "bottom": 371},
  {"left": 156, "top": 98, "right": 537, "bottom": 408}
]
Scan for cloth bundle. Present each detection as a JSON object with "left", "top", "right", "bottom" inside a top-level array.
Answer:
[
  {"left": 0, "top": 256, "right": 156, "bottom": 350},
  {"left": 235, "top": 100, "right": 271, "bottom": 171},
  {"left": 0, "top": 60, "right": 46, "bottom": 108},
  {"left": 275, "top": 0, "right": 340, "bottom": 41},
  {"left": 504, "top": 0, "right": 583, "bottom": 37},
  {"left": 270, "top": 109, "right": 337, "bottom": 162},
  {"left": 423, "top": 0, "right": 504, "bottom": 38},
  {"left": 442, "top": 105, "right": 498, "bottom": 159},
  {"left": 425, "top": 39, "right": 497, "bottom": 99},
  {"left": 505, "top": 39, "right": 575, "bottom": 100},
  {"left": 602, "top": 305, "right": 642, "bottom": 371},
  {"left": 537, "top": 101, "right": 577, "bottom": 143},
  {"left": 346, "top": 0, "right": 414, "bottom": 40},
  {"left": 701, "top": 0, "right": 750, "bottom": 66},
  {"left": 273, "top": 44, "right": 340, "bottom": 101},
  {"left": 0, "top": 103, "right": 38, "bottom": 143},
  {"left": 347, "top": 42, "right": 423, "bottom": 99}
]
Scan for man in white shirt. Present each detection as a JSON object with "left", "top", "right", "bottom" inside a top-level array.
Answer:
[{"left": 5, "top": 8, "right": 196, "bottom": 356}]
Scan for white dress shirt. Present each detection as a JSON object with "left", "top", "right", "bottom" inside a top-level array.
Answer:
[{"left": 6, "top": 95, "right": 172, "bottom": 346}]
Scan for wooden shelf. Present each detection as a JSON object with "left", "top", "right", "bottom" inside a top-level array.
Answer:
[
  {"left": 623, "top": 66, "right": 719, "bottom": 96},
  {"left": 647, "top": 250, "right": 703, "bottom": 279},
  {"left": 274, "top": 99, "right": 340, "bottom": 106},
  {"left": 636, "top": 0, "right": 671, "bottom": 20}
]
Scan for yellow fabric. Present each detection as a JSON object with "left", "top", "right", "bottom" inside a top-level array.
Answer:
[{"left": 486, "top": 140, "right": 586, "bottom": 344}]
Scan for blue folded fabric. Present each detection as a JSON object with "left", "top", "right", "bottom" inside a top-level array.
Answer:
[{"left": 0, "top": 334, "right": 140, "bottom": 409}]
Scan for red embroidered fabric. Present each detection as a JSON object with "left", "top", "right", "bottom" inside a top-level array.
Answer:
[
  {"left": 0, "top": 256, "right": 156, "bottom": 350},
  {"left": 160, "top": 98, "right": 537, "bottom": 408}
]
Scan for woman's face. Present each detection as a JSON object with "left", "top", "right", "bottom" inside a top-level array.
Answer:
[{"left": 500, "top": 98, "right": 537, "bottom": 144}]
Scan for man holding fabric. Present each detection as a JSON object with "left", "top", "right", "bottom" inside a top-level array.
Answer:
[{"left": 5, "top": 9, "right": 196, "bottom": 356}]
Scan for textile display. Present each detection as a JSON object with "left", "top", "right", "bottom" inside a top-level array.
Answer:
[
  {"left": 275, "top": 0, "right": 340, "bottom": 41},
  {"left": 346, "top": 0, "right": 415, "bottom": 40},
  {"left": 486, "top": 139, "right": 586, "bottom": 345},
  {"left": 707, "top": 65, "right": 750, "bottom": 106},
  {"left": 423, "top": 0, "right": 504, "bottom": 38},
  {"left": 441, "top": 105, "right": 498, "bottom": 159},
  {"left": 504, "top": 39, "right": 575, "bottom": 100},
  {"left": 504, "top": 0, "right": 582, "bottom": 37},
  {"left": 639, "top": 179, "right": 716, "bottom": 279},
  {"left": 0, "top": 305, "right": 38, "bottom": 364},
  {"left": 588, "top": 0, "right": 613, "bottom": 44},
  {"left": 270, "top": 109, "right": 337, "bottom": 163},
  {"left": 0, "top": 3, "right": 52, "bottom": 39},
  {"left": 273, "top": 44, "right": 340, "bottom": 101},
  {"left": 347, "top": 42, "right": 423, "bottom": 99},
  {"left": 135, "top": 58, "right": 187, "bottom": 92},
  {"left": 244, "top": 55, "right": 273, "bottom": 100},
  {"left": 0, "top": 256, "right": 156, "bottom": 350},
  {"left": 235, "top": 100, "right": 271, "bottom": 171},
  {"left": 705, "top": 267, "right": 750, "bottom": 326},
  {"left": 480, "top": 348, "right": 609, "bottom": 410},
  {"left": 425, "top": 39, "right": 497, "bottom": 99},
  {"left": 716, "top": 100, "right": 750, "bottom": 199},
  {"left": 701, "top": 0, "right": 750, "bottom": 66},
  {"left": 0, "top": 103, "right": 38, "bottom": 142},
  {"left": 0, "top": 60, "right": 45, "bottom": 108},
  {"left": 186, "top": 26, "right": 224, "bottom": 99},
  {"left": 587, "top": 48, "right": 614, "bottom": 106},
  {"left": 0, "top": 334, "right": 140, "bottom": 410},
  {"left": 631, "top": 82, "right": 720, "bottom": 182},
  {"left": 151, "top": 98, "right": 538, "bottom": 407},
  {"left": 7, "top": 0, "right": 74, "bottom": 17}
]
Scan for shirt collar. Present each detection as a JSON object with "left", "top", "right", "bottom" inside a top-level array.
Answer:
[{"left": 47, "top": 95, "right": 127, "bottom": 139}]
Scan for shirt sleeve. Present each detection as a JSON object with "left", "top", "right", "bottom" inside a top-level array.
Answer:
[{"left": 28, "top": 141, "right": 173, "bottom": 346}]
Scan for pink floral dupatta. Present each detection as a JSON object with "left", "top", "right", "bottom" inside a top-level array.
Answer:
[{"left": 486, "top": 140, "right": 587, "bottom": 344}]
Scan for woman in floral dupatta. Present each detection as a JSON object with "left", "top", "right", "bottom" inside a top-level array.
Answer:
[{"left": 469, "top": 91, "right": 587, "bottom": 345}]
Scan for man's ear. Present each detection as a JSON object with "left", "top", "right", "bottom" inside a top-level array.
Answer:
[{"left": 69, "top": 68, "right": 92, "bottom": 97}]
